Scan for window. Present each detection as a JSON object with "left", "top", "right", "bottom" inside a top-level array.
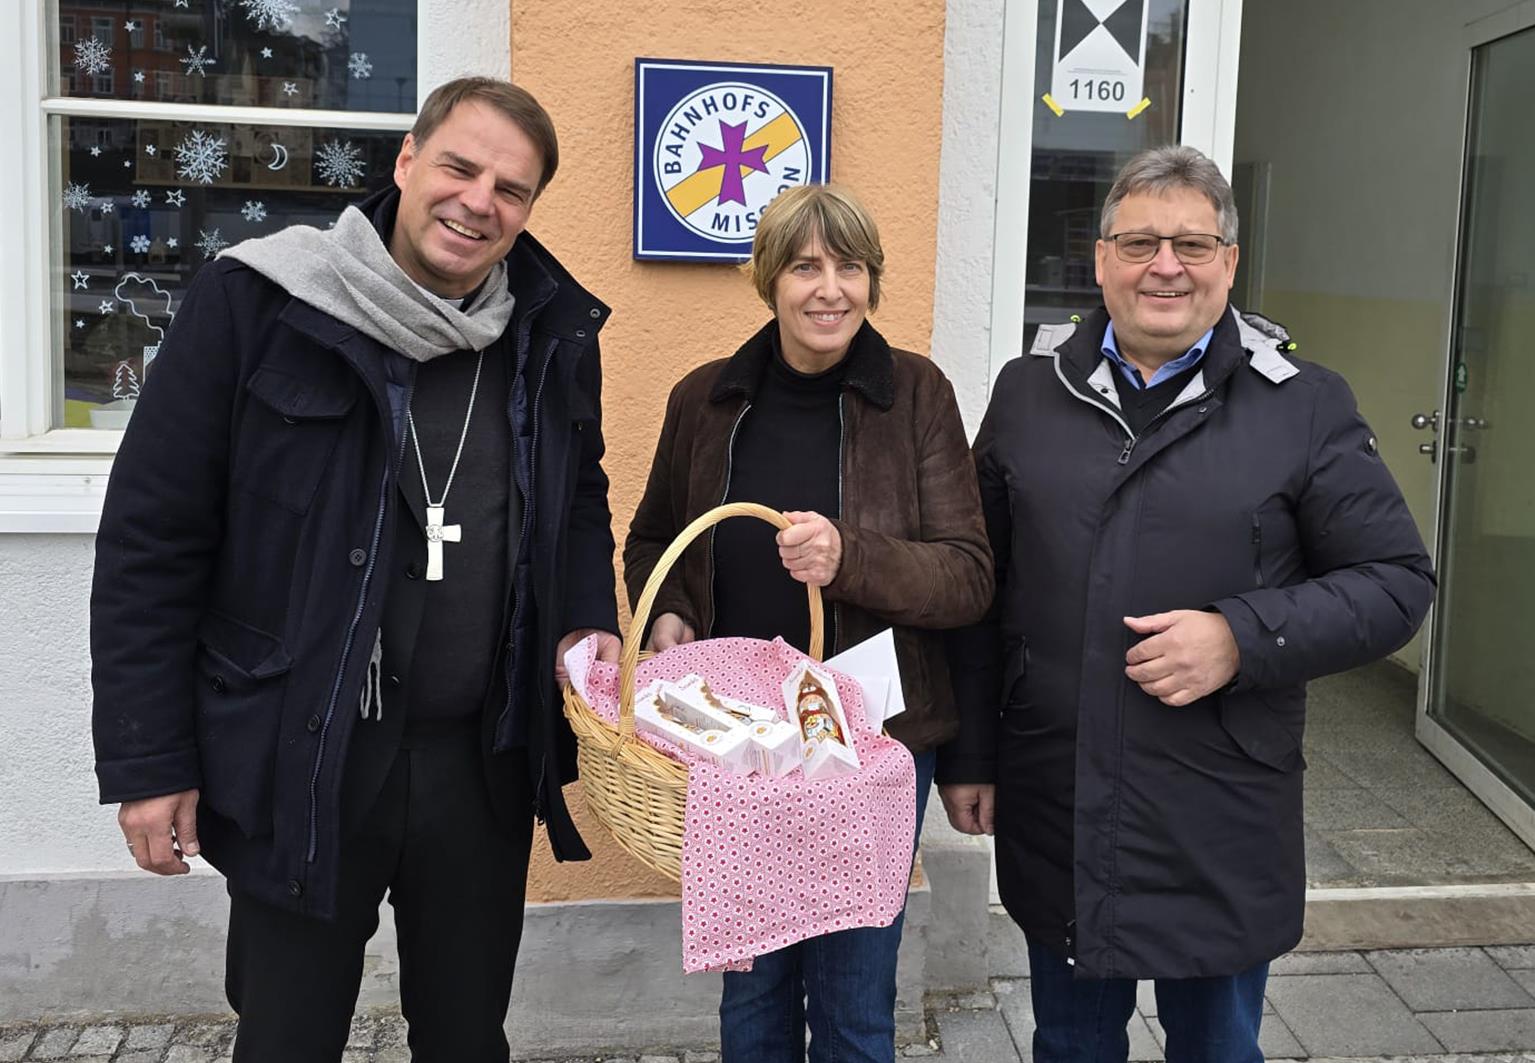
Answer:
[
  {"left": 49, "top": 0, "right": 420, "bottom": 430},
  {"left": 2, "top": 0, "right": 512, "bottom": 530}
]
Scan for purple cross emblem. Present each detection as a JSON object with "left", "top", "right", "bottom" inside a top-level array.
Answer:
[{"left": 694, "top": 120, "right": 770, "bottom": 207}]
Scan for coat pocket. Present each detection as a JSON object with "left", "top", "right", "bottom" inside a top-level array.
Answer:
[
  {"left": 1218, "top": 688, "right": 1305, "bottom": 773},
  {"left": 193, "top": 609, "right": 293, "bottom": 839},
  {"left": 232, "top": 364, "right": 360, "bottom": 515}
]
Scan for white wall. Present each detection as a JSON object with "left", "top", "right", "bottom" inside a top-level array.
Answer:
[{"left": 0, "top": 534, "right": 147, "bottom": 875}]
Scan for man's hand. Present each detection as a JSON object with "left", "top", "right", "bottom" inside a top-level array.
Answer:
[
  {"left": 777, "top": 511, "right": 842, "bottom": 587},
  {"left": 1123, "top": 610, "right": 1240, "bottom": 707},
  {"left": 555, "top": 628, "right": 621, "bottom": 685},
  {"left": 119, "top": 789, "right": 200, "bottom": 875},
  {"left": 938, "top": 783, "right": 996, "bottom": 836},
  {"left": 646, "top": 612, "right": 696, "bottom": 653}
]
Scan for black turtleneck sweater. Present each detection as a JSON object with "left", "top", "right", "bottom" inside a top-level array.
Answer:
[{"left": 711, "top": 338, "right": 841, "bottom": 654}]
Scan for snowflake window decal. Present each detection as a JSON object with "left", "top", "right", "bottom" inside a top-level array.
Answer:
[
  {"left": 241, "top": 201, "right": 268, "bottom": 224},
  {"left": 180, "top": 45, "right": 216, "bottom": 78},
  {"left": 174, "top": 130, "right": 229, "bottom": 185},
  {"left": 315, "top": 139, "right": 367, "bottom": 187},
  {"left": 348, "top": 52, "right": 373, "bottom": 79},
  {"left": 196, "top": 229, "right": 229, "bottom": 260},
  {"left": 130, "top": 190, "right": 152, "bottom": 209},
  {"left": 63, "top": 182, "right": 93, "bottom": 214},
  {"left": 130, "top": 235, "right": 152, "bottom": 254},
  {"left": 74, "top": 37, "right": 112, "bottom": 76},
  {"left": 239, "top": 0, "right": 300, "bottom": 31}
]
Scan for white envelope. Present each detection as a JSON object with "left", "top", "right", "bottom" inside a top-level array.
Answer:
[{"left": 825, "top": 628, "right": 907, "bottom": 728}]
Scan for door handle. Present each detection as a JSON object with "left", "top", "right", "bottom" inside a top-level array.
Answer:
[
  {"left": 1419, "top": 441, "right": 1477, "bottom": 464},
  {"left": 1411, "top": 410, "right": 1440, "bottom": 431}
]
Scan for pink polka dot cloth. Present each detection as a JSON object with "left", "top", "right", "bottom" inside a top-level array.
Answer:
[{"left": 564, "top": 634, "right": 917, "bottom": 974}]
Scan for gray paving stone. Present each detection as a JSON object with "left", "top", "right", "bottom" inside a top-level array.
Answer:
[
  {"left": 1489, "top": 945, "right": 1535, "bottom": 970},
  {"left": 1302, "top": 753, "right": 1362, "bottom": 792},
  {"left": 682, "top": 1052, "right": 721, "bottom": 1063},
  {"left": 176, "top": 1023, "right": 235, "bottom": 1050},
  {"left": 0, "top": 1028, "right": 35, "bottom": 1062},
  {"left": 1126, "top": 1014, "right": 1162, "bottom": 1060},
  {"left": 936, "top": 1005, "right": 1022, "bottom": 1062},
  {"left": 114, "top": 1052, "right": 164, "bottom": 1063},
  {"left": 30, "top": 1027, "right": 79, "bottom": 1059},
  {"left": 1269, "top": 950, "right": 1373, "bottom": 975},
  {"left": 637, "top": 1056, "right": 681, "bottom": 1063},
  {"left": 123, "top": 1023, "right": 176, "bottom": 1051},
  {"left": 1258, "top": 1015, "right": 1306, "bottom": 1059},
  {"left": 372, "top": 1048, "right": 410, "bottom": 1063},
  {"left": 1419, "top": 1009, "right": 1535, "bottom": 1053},
  {"left": 1304, "top": 826, "right": 1363, "bottom": 887},
  {"left": 1367, "top": 947, "right": 1535, "bottom": 1011},
  {"left": 988, "top": 910, "right": 1030, "bottom": 978},
  {"left": 164, "top": 1047, "right": 215, "bottom": 1063},
  {"left": 339, "top": 1050, "right": 370, "bottom": 1063},
  {"left": 344, "top": 1015, "right": 376, "bottom": 1050},
  {"left": 994, "top": 977, "right": 1033, "bottom": 1059},
  {"left": 1305, "top": 788, "right": 1412, "bottom": 830},
  {"left": 1265, "top": 973, "right": 1443, "bottom": 1056},
  {"left": 68, "top": 1025, "right": 122, "bottom": 1056}
]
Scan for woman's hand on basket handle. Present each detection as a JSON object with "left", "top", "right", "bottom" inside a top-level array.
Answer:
[
  {"left": 647, "top": 613, "right": 696, "bottom": 653},
  {"left": 555, "top": 628, "right": 621, "bottom": 685},
  {"left": 778, "top": 511, "right": 842, "bottom": 587}
]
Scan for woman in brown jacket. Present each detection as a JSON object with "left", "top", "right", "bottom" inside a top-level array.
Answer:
[{"left": 623, "top": 184, "right": 993, "bottom": 1063}]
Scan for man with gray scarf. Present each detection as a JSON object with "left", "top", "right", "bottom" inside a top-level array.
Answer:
[{"left": 90, "top": 77, "right": 621, "bottom": 1061}]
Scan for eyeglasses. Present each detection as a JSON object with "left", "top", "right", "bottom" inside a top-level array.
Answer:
[{"left": 1107, "top": 232, "right": 1227, "bottom": 265}]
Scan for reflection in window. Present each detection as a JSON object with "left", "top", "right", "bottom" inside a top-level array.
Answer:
[
  {"left": 55, "top": 0, "right": 417, "bottom": 113},
  {"left": 55, "top": 116, "right": 400, "bottom": 427},
  {"left": 1022, "top": 0, "right": 1188, "bottom": 340}
]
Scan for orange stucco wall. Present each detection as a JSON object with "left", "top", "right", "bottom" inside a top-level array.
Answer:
[{"left": 514, "top": 1, "right": 948, "bottom": 902}]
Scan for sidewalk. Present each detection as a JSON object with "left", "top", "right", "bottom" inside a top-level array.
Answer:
[{"left": 9, "top": 924, "right": 1535, "bottom": 1063}]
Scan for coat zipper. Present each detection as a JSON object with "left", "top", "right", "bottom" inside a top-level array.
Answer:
[
  {"left": 1050, "top": 353, "right": 1214, "bottom": 466},
  {"left": 831, "top": 393, "right": 845, "bottom": 655},
  {"left": 306, "top": 375, "right": 415, "bottom": 863},
  {"left": 705, "top": 401, "right": 752, "bottom": 636},
  {"left": 514, "top": 340, "right": 560, "bottom": 823},
  {"left": 1252, "top": 512, "right": 1265, "bottom": 588}
]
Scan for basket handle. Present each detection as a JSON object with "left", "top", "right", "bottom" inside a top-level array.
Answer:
[{"left": 619, "top": 502, "right": 825, "bottom": 738}]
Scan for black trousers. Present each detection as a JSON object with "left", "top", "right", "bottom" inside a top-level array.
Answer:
[{"left": 226, "top": 724, "right": 534, "bottom": 1063}]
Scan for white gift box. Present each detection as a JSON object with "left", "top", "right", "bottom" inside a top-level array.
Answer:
[
  {"left": 782, "top": 662, "right": 860, "bottom": 779},
  {"left": 729, "top": 707, "right": 802, "bottom": 778},
  {"left": 634, "top": 680, "right": 754, "bottom": 774}
]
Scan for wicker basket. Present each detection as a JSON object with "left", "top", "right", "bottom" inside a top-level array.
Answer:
[{"left": 562, "top": 502, "right": 825, "bottom": 882}]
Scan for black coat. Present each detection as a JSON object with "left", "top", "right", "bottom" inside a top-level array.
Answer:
[
  {"left": 91, "top": 196, "right": 618, "bottom": 920},
  {"left": 940, "top": 306, "right": 1434, "bottom": 979}
]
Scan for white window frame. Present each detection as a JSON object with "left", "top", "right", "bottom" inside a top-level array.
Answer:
[{"left": 0, "top": 0, "right": 509, "bottom": 532}]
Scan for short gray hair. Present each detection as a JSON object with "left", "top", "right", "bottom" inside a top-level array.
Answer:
[{"left": 1100, "top": 145, "right": 1239, "bottom": 244}]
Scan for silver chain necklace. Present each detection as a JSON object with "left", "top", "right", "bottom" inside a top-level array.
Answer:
[{"left": 407, "top": 348, "right": 485, "bottom": 581}]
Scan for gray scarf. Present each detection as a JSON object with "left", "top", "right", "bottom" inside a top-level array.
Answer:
[{"left": 219, "top": 203, "right": 515, "bottom": 362}]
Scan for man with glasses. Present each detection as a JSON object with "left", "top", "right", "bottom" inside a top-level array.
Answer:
[{"left": 938, "top": 146, "right": 1433, "bottom": 1062}]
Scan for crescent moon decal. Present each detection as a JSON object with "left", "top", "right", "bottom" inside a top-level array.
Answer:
[{"left": 267, "top": 142, "right": 289, "bottom": 171}]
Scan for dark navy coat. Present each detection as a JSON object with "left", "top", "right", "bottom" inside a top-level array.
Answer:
[
  {"left": 940, "top": 306, "right": 1434, "bottom": 979},
  {"left": 90, "top": 195, "right": 617, "bottom": 920}
]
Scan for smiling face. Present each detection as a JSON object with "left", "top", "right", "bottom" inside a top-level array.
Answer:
[
  {"left": 772, "top": 234, "right": 871, "bottom": 374},
  {"left": 388, "top": 99, "right": 544, "bottom": 298},
  {"left": 1095, "top": 186, "right": 1239, "bottom": 365}
]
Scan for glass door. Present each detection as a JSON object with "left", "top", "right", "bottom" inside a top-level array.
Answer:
[{"left": 1417, "top": 19, "right": 1535, "bottom": 846}]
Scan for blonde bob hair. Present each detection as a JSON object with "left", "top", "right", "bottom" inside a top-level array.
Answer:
[{"left": 746, "top": 184, "right": 885, "bottom": 312}]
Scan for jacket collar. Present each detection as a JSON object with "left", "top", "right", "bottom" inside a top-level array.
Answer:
[
  {"left": 708, "top": 318, "right": 896, "bottom": 410},
  {"left": 1054, "top": 304, "right": 1258, "bottom": 392}
]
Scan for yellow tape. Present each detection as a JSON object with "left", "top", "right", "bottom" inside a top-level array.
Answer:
[
  {"left": 1126, "top": 97, "right": 1151, "bottom": 120},
  {"left": 1042, "top": 93, "right": 1065, "bottom": 117},
  {"left": 664, "top": 113, "right": 805, "bottom": 219}
]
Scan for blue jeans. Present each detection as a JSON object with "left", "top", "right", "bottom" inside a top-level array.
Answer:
[
  {"left": 719, "top": 749, "right": 936, "bottom": 1063},
  {"left": 1027, "top": 937, "right": 1268, "bottom": 1063}
]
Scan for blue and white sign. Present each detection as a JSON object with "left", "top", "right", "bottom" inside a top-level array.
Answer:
[{"left": 635, "top": 58, "right": 833, "bottom": 262}]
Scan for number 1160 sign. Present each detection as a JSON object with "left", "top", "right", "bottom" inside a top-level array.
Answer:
[{"left": 1069, "top": 78, "right": 1127, "bottom": 103}]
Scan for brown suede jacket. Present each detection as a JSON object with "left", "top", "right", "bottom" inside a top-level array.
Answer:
[{"left": 623, "top": 320, "right": 994, "bottom": 753}]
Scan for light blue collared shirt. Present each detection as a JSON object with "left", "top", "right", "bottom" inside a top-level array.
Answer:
[{"left": 1102, "top": 322, "right": 1214, "bottom": 389}]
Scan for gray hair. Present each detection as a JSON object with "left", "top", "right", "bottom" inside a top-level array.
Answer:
[{"left": 1100, "top": 145, "right": 1239, "bottom": 244}]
